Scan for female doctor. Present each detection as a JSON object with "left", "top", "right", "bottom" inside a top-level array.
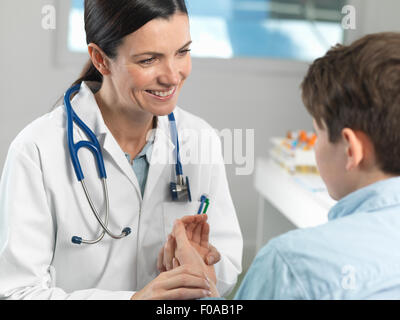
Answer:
[{"left": 0, "top": 0, "right": 242, "bottom": 299}]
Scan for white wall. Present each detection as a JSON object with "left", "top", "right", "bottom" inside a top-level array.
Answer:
[
  {"left": 346, "top": 0, "right": 400, "bottom": 43},
  {"left": 1, "top": 0, "right": 400, "bottom": 270},
  {"left": 0, "top": 0, "right": 81, "bottom": 159}
]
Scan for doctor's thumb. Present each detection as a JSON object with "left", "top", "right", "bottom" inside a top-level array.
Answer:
[{"left": 206, "top": 246, "right": 221, "bottom": 265}]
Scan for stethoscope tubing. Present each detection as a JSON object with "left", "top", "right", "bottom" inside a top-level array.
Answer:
[
  {"left": 65, "top": 84, "right": 131, "bottom": 244},
  {"left": 168, "top": 113, "right": 183, "bottom": 176},
  {"left": 64, "top": 83, "right": 107, "bottom": 181},
  {"left": 65, "top": 83, "right": 190, "bottom": 245},
  {"left": 76, "top": 179, "right": 131, "bottom": 244}
]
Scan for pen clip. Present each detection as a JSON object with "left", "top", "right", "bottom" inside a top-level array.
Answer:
[{"left": 197, "top": 194, "right": 208, "bottom": 214}]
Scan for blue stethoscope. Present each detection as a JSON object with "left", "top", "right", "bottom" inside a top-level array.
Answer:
[{"left": 64, "top": 83, "right": 191, "bottom": 245}]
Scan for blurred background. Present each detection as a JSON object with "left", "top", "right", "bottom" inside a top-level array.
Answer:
[{"left": 1, "top": 0, "right": 399, "bottom": 296}]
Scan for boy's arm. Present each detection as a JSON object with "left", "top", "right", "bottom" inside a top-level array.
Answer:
[
  {"left": 234, "top": 241, "right": 307, "bottom": 300},
  {"left": 171, "top": 219, "right": 220, "bottom": 297}
]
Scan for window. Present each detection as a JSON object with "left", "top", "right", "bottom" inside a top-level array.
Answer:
[
  {"left": 67, "top": 0, "right": 346, "bottom": 62},
  {"left": 68, "top": 0, "right": 86, "bottom": 53}
]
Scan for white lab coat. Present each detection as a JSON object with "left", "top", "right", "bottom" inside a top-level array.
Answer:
[{"left": 0, "top": 82, "right": 242, "bottom": 300}]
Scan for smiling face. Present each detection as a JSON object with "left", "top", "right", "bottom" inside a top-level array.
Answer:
[{"left": 106, "top": 13, "right": 192, "bottom": 116}]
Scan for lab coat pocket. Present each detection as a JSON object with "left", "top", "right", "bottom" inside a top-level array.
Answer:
[{"left": 162, "top": 202, "right": 200, "bottom": 238}]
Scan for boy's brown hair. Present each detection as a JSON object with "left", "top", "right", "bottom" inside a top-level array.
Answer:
[{"left": 301, "top": 32, "right": 400, "bottom": 174}]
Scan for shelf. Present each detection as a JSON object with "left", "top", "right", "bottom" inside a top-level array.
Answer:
[{"left": 254, "top": 157, "right": 336, "bottom": 229}]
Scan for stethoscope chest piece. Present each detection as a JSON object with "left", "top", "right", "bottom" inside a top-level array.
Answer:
[
  {"left": 170, "top": 175, "right": 192, "bottom": 202},
  {"left": 168, "top": 112, "right": 192, "bottom": 203}
]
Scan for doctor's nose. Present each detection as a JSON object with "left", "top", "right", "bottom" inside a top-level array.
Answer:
[{"left": 158, "top": 61, "right": 181, "bottom": 86}]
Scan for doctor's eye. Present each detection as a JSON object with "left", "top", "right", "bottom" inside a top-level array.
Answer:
[
  {"left": 139, "top": 57, "right": 157, "bottom": 65},
  {"left": 178, "top": 49, "right": 191, "bottom": 56}
]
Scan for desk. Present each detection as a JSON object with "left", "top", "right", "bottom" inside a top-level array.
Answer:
[{"left": 254, "top": 157, "right": 336, "bottom": 251}]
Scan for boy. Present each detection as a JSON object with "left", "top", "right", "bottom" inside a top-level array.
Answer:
[{"left": 169, "top": 32, "right": 400, "bottom": 299}]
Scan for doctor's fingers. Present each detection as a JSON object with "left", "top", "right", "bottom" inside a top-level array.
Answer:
[
  {"left": 180, "top": 214, "right": 208, "bottom": 226},
  {"left": 181, "top": 215, "right": 207, "bottom": 240},
  {"left": 159, "top": 287, "right": 212, "bottom": 300},
  {"left": 173, "top": 219, "right": 191, "bottom": 248},
  {"left": 206, "top": 244, "right": 221, "bottom": 266},
  {"left": 185, "top": 221, "right": 197, "bottom": 240},
  {"left": 132, "top": 266, "right": 209, "bottom": 300},
  {"left": 200, "top": 222, "right": 210, "bottom": 248},
  {"left": 162, "top": 272, "right": 211, "bottom": 293},
  {"left": 163, "top": 234, "right": 176, "bottom": 271},
  {"left": 161, "top": 265, "right": 211, "bottom": 290},
  {"left": 173, "top": 257, "right": 180, "bottom": 269},
  {"left": 157, "top": 246, "right": 166, "bottom": 273},
  {"left": 192, "top": 220, "right": 205, "bottom": 245}
]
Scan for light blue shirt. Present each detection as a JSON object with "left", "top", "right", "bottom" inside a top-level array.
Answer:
[
  {"left": 235, "top": 177, "right": 400, "bottom": 299},
  {"left": 125, "top": 139, "right": 153, "bottom": 198}
]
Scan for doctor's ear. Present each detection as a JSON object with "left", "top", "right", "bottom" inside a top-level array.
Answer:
[{"left": 88, "top": 43, "right": 111, "bottom": 76}]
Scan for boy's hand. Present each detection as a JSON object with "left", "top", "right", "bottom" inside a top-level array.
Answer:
[
  {"left": 180, "top": 214, "right": 221, "bottom": 266},
  {"left": 172, "top": 219, "right": 220, "bottom": 297},
  {"left": 157, "top": 214, "right": 221, "bottom": 275}
]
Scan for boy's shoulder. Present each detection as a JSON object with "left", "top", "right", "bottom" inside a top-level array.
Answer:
[{"left": 266, "top": 209, "right": 400, "bottom": 299}]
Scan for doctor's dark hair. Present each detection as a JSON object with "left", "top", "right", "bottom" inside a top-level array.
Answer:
[
  {"left": 301, "top": 32, "right": 400, "bottom": 175},
  {"left": 71, "top": 0, "right": 188, "bottom": 87}
]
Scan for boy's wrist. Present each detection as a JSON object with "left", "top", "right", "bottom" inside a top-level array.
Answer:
[
  {"left": 204, "top": 265, "right": 219, "bottom": 297},
  {"left": 206, "top": 275, "right": 220, "bottom": 297}
]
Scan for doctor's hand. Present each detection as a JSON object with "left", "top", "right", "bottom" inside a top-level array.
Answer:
[
  {"left": 171, "top": 219, "right": 220, "bottom": 297},
  {"left": 157, "top": 215, "right": 221, "bottom": 278},
  {"left": 180, "top": 214, "right": 221, "bottom": 266},
  {"left": 130, "top": 265, "right": 212, "bottom": 300}
]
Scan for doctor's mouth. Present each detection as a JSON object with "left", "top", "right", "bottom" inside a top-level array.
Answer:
[{"left": 144, "top": 87, "right": 177, "bottom": 101}]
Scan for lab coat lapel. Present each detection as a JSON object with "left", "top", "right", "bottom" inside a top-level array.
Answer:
[
  {"left": 143, "top": 117, "right": 175, "bottom": 203},
  {"left": 101, "top": 132, "right": 141, "bottom": 194}
]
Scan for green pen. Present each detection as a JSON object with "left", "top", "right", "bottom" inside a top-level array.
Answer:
[
  {"left": 197, "top": 195, "right": 210, "bottom": 214},
  {"left": 203, "top": 199, "right": 210, "bottom": 214}
]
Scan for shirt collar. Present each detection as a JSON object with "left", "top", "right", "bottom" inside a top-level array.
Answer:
[
  {"left": 125, "top": 130, "right": 155, "bottom": 164},
  {"left": 140, "top": 130, "right": 155, "bottom": 158},
  {"left": 328, "top": 176, "right": 400, "bottom": 221}
]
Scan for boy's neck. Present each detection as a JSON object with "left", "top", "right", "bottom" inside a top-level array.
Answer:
[{"left": 345, "top": 169, "right": 398, "bottom": 199}]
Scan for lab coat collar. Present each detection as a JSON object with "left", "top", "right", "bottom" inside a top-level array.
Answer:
[
  {"left": 70, "top": 81, "right": 177, "bottom": 199},
  {"left": 328, "top": 176, "right": 400, "bottom": 221},
  {"left": 71, "top": 81, "right": 108, "bottom": 137}
]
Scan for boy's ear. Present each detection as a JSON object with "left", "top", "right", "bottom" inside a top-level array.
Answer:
[{"left": 342, "top": 128, "right": 364, "bottom": 171}]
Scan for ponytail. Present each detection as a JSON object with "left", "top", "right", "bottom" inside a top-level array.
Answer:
[
  {"left": 51, "top": 60, "right": 102, "bottom": 110},
  {"left": 71, "top": 59, "right": 103, "bottom": 87}
]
